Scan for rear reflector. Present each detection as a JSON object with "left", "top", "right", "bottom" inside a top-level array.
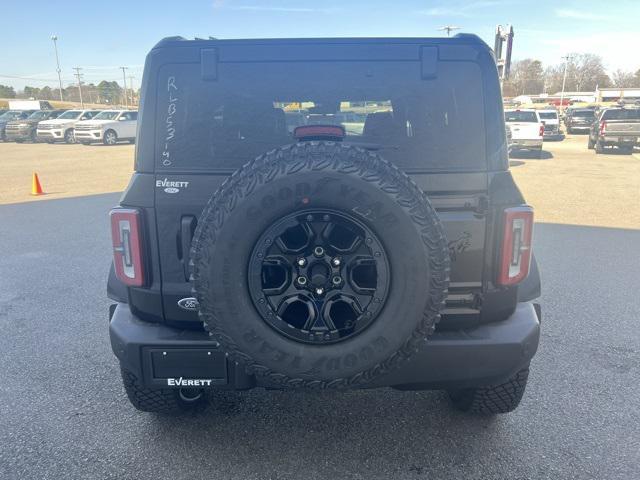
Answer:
[
  {"left": 110, "top": 208, "right": 145, "bottom": 287},
  {"left": 497, "top": 206, "right": 534, "bottom": 286},
  {"left": 294, "top": 125, "right": 345, "bottom": 140}
]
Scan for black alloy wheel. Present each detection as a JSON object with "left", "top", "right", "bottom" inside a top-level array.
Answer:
[{"left": 248, "top": 209, "right": 390, "bottom": 345}]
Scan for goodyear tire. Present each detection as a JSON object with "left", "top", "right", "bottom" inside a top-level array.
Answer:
[{"left": 190, "top": 142, "right": 449, "bottom": 389}]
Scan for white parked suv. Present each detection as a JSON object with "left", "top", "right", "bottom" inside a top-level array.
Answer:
[
  {"left": 504, "top": 109, "right": 544, "bottom": 154},
  {"left": 36, "top": 110, "right": 101, "bottom": 144},
  {"left": 74, "top": 110, "right": 138, "bottom": 145}
]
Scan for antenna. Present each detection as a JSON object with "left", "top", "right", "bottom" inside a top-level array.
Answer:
[{"left": 438, "top": 25, "right": 461, "bottom": 37}]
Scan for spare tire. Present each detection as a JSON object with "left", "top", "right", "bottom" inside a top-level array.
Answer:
[{"left": 190, "top": 142, "right": 449, "bottom": 389}]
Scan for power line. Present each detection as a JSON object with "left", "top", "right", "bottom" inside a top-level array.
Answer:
[{"left": 0, "top": 74, "right": 66, "bottom": 82}]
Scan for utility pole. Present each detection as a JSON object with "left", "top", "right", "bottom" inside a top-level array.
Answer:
[
  {"left": 128, "top": 75, "right": 135, "bottom": 106},
  {"left": 72, "top": 67, "right": 84, "bottom": 107},
  {"left": 51, "top": 35, "right": 64, "bottom": 101},
  {"left": 120, "top": 66, "right": 129, "bottom": 108},
  {"left": 559, "top": 55, "right": 572, "bottom": 109}
]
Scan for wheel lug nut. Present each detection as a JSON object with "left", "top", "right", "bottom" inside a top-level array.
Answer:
[
  {"left": 332, "top": 257, "right": 341, "bottom": 267},
  {"left": 332, "top": 276, "right": 342, "bottom": 285},
  {"left": 315, "top": 287, "right": 324, "bottom": 295},
  {"left": 297, "top": 258, "right": 306, "bottom": 267},
  {"left": 313, "top": 246, "right": 324, "bottom": 257},
  {"left": 297, "top": 276, "right": 307, "bottom": 286}
]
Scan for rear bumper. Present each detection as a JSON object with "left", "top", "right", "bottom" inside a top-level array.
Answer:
[
  {"left": 601, "top": 135, "right": 638, "bottom": 145},
  {"left": 109, "top": 302, "right": 541, "bottom": 391},
  {"left": 511, "top": 139, "right": 543, "bottom": 149},
  {"left": 567, "top": 124, "right": 590, "bottom": 131}
]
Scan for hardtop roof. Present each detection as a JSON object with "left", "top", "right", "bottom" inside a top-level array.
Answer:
[{"left": 152, "top": 33, "right": 489, "bottom": 50}]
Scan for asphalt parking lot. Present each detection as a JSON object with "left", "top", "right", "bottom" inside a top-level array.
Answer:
[{"left": 0, "top": 136, "right": 639, "bottom": 479}]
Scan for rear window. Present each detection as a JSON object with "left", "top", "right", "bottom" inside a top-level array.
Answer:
[
  {"left": 505, "top": 111, "right": 538, "bottom": 123},
  {"left": 601, "top": 109, "right": 640, "bottom": 121},
  {"left": 572, "top": 110, "right": 595, "bottom": 118},
  {"left": 538, "top": 112, "right": 557, "bottom": 120},
  {"left": 155, "top": 59, "right": 487, "bottom": 172}
]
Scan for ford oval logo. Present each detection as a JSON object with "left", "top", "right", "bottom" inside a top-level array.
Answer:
[
  {"left": 177, "top": 297, "right": 199, "bottom": 311},
  {"left": 164, "top": 187, "right": 180, "bottom": 194}
]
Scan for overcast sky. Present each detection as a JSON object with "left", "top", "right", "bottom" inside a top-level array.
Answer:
[{"left": 2, "top": 0, "right": 639, "bottom": 90}]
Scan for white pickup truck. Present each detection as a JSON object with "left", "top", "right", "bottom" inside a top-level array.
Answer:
[
  {"left": 504, "top": 109, "right": 544, "bottom": 154},
  {"left": 74, "top": 110, "right": 138, "bottom": 145}
]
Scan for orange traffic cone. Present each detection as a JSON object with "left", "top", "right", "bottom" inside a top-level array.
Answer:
[{"left": 31, "top": 172, "right": 44, "bottom": 196}]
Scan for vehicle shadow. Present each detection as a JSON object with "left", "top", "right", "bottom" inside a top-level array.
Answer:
[
  {"left": 144, "top": 387, "right": 502, "bottom": 476},
  {"left": 509, "top": 160, "right": 525, "bottom": 167},
  {"left": 594, "top": 147, "right": 638, "bottom": 156},
  {"left": 509, "top": 150, "right": 553, "bottom": 160}
]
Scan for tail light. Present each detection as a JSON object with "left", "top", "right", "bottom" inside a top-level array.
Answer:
[
  {"left": 539, "top": 124, "right": 544, "bottom": 137},
  {"left": 110, "top": 208, "right": 145, "bottom": 286},
  {"left": 497, "top": 206, "right": 534, "bottom": 286},
  {"left": 600, "top": 121, "right": 606, "bottom": 135}
]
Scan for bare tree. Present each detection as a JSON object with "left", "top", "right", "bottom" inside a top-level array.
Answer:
[
  {"left": 612, "top": 70, "right": 636, "bottom": 87},
  {"left": 503, "top": 59, "right": 545, "bottom": 95},
  {"left": 544, "top": 53, "right": 612, "bottom": 93}
]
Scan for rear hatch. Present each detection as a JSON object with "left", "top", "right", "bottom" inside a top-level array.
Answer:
[{"left": 136, "top": 38, "right": 510, "bottom": 327}]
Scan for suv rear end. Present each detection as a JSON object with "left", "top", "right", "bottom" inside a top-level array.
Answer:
[
  {"left": 565, "top": 108, "right": 596, "bottom": 133},
  {"left": 108, "top": 35, "right": 541, "bottom": 415},
  {"left": 538, "top": 108, "right": 561, "bottom": 139}
]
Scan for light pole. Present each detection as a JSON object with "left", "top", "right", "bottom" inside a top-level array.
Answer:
[
  {"left": 559, "top": 55, "right": 572, "bottom": 109},
  {"left": 51, "top": 35, "right": 64, "bottom": 101},
  {"left": 120, "top": 67, "right": 129, "bottom": 108}
]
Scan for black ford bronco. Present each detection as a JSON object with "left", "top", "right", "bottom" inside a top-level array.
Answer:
[{"left": 108, "top": 35, "right": 541, "bottom": 415}]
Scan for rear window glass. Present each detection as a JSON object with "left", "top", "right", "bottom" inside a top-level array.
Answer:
[
  {"left": 601, "top": 109, "right": 640, "bottom": 121},
  {"left": 538, "top": 112, "right": 557, "bottom": 120},
  {"left": 155, "top": 60, "right": 486, "bottom": 172},
  {"left": 505, "top": 111, "right": 538, "bottom": 123},
  {"left": 572, "top": 110, "right": 595, "bottom": 118}
]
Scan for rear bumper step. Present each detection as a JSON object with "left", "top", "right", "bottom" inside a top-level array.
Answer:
[{"left": 109, "top": 302, "right": 540, "bottom": 391}]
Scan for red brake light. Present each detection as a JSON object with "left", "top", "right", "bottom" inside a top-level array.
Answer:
[
  {"left": 497, "top": 206, "right": 534, "bottom": 286},
  {"left": 110, "top": 208, "right": 145, "bottom": 287},
  {"left": 294, "top": 125, "right": 345, "bottom": 140},
  {"left": 539, "top": 124, "right": 544, "bottom": 137},
  {"left": 600, "top": 121, "right": 606, "bottom": 134}
]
